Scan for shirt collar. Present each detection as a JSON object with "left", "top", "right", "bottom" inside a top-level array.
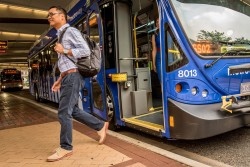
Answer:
[{"left": 57, "top": 23, "right": 70, "bottom": 36}]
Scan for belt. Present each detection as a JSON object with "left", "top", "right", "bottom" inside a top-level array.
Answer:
[{"left": 61, "top": 68, "right": 78, "bottom": 78}]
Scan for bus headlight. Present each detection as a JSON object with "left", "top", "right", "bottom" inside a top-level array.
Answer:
[
  {"left": 191, "top": 87, "right": 198, "bottom": 95},
  {"left": 202, "top": 89, "right": 208, "bottom": 97}
]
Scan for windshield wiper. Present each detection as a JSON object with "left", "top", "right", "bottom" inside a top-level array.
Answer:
[{"left": 204, "top": 49, "right": 250, "bottom": 68}]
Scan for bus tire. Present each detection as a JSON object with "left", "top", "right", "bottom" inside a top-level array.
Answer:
[{"left": 106, "top": 89, "right": 119, "bottom": 131}]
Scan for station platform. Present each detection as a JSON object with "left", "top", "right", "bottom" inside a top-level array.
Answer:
[{"left": 0, "top": 90, "right": 200, "bottom": 167}]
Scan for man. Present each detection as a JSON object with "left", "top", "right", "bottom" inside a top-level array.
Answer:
[{"left": 47, "top": 6, "right": 109, "bottom": 162}]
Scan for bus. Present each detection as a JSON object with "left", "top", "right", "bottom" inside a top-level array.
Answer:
[
  {"left": 28, "top": 0, "right": 250, "bottom": 139},
  {"left": 0, "top": 68, "right": 23, "bottom": 91}
]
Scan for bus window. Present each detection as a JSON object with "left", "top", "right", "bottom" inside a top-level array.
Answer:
[
  {"left": 49, "top": 45, "right": 60, "bottom": 76},
  {"left": 89, "top": 13, "right": 99, "bottom": 43},
  {"left": 101, "top": 3, "right": 116, "bottom": 69},
  {"left": 49, "top": 46, "right": 57, "bottom": 64},
  {"left": 172, "top": 0, "right": 250, "bottom": 57},
  {"left": 165, "top": 24, "right": 188, "bottom": 72},
  {"left": 93, "top": 84, "right": 103, "bottom": 110},
  {"left": 31, "top": 57, "right": 39, "bottom": 81},
  {"left": 134, "top": 11, "right": 154, "bottom": 68},
  {"left": 88, "top": 12, "right": 103, "bottom": 111},
  {"left": 76, "top": 19, "right": 88, "bottom": 34}
]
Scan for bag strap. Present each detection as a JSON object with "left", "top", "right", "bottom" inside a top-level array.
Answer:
[
  {"left": 52, "top": 26, "right": 74, "bottom": 82},
  {"left": 58, "top": 27, "right": 68, "bottom": 43},
  {"left": 58, "top": 26, "right": 76, "bottom": 64}
]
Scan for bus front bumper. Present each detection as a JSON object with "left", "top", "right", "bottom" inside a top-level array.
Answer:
[{"left": 168, "top": 99, "right": 250, "bottom": 140}]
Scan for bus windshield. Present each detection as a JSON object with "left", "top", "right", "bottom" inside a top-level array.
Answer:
[
  {"left": 171, "top": 0, "right": 250, "bottom": 56},
  {"left": 1, "top": 74, "right": 21, "bottom": 82}
]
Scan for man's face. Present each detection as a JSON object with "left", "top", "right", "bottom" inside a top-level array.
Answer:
[{"left": 47, "top": 8, "right": 64, "bottom": 28}]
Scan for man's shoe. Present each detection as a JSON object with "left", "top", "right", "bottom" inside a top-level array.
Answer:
[
  {"left": 47, "top": 147, "right": 73, "bottom": 162},
  {"left": 97, "top": 122, "right": 109, "bottom": 144}
]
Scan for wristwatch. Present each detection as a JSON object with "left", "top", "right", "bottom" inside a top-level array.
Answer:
[{"left": 63, "top": 49, "right": 69, "bottom": 55}]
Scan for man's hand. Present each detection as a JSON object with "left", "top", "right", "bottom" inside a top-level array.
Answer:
[
  {"left": 52, "top": 79, "right": 61, "bottom": 92},
  {"left": 153, "top": 65, "right": 157, "bottom": 73},
  {"left": 54, "top": 42, "right": 64, "bottom": 54}
]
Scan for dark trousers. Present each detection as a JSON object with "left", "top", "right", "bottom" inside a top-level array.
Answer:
[{"left": 58, "top": 72, "right": 104, "bottom": 150}]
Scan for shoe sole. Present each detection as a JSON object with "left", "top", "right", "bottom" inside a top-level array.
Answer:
[{"left": 47, "top": 151, "right": 73, "bottom": 162}]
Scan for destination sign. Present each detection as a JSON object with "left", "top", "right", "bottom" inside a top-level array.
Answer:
[
  {"left": 192, "top": 42, "right": 212, "bottom": 54},
  {"left": 3, "top": 69, "right": 17, "bottom": 74}
]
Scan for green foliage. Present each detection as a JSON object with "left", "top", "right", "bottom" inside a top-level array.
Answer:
[
  {"left": 234, "top": 37, "right": 250, "bottom": 44},
  {"left": 197, "top": 30, "right": 250, "bottom": 44},
  {"left": 197, "top": 30, "right": 231, "bottom": 43}
]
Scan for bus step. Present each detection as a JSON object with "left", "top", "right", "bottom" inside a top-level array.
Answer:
[{"left": 123, "top": 111, "right": 164, "bottom": 132}]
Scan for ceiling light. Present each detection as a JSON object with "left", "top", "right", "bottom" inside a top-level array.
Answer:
[
  {"left": 0, "top": 31, "right": 40, "bottom": 38},
  {"left": 0, "top": 3, "right": 47, "bottom": 16}
]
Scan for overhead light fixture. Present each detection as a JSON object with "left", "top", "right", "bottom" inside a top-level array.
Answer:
[
  {"left": 0, "top": 3, "right": 47, "bottom": 16},
  {"left": 0, "top": 31, "right": 39, "bottom": 38}
]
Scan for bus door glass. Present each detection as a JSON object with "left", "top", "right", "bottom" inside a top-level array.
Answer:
[
  {"left": 162, "top": 24, "right": 189, "bottom": 96},
  {"left": 88, "top": 11, "right": 108, "bottom": 121}
]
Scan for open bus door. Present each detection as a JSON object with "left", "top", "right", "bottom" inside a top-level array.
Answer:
[
  {"left": 82, "top": 3, "right": 109, "bottom": 122},
  {"left": 99, "top": 0, "right": 165, "bottom": 135},
  {"left": 123, "top": 3, "right": 165, "bottom": 136}
]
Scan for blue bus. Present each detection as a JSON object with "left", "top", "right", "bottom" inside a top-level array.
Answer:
[{"left": 28, "top": 0, "right": 250, "bottom": 139}]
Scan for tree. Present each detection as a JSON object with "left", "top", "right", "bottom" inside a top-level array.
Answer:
[
  {"left": 197, "top": 30, "right": 232, "bottom": 43},
  {"left": 234, "top": 37, "right": 250, "bottom": 44}
]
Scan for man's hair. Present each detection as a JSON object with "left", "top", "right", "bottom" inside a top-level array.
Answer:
[{"left": 49, "top": 6, "right": 67, "bottom": 22}]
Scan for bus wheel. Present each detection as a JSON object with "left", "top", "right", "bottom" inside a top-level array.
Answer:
[{"left": 107, "top": 92, "right": 119, "bottom": 131}]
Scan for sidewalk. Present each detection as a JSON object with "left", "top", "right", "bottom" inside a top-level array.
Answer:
[
  {"left": 0, "top": 91, "right": 187, "bottom": 167},
  {"left": 0, "top": 121, "right": 188, "bottom": 167}
]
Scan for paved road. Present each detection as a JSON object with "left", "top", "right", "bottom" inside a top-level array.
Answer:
[
  {"left": 119, "top": 126, "right": 249, "bottom": 167},
  {"left": 7, "top": 89, "right": 250, "bottom": 167}
]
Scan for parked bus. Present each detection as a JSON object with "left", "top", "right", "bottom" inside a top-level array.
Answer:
[
  {"left": 0, "top": 68, "right": 23, "bottom": 91},
  {"left": 28, "top": 0, "right": 250, "bottom": 139}
]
